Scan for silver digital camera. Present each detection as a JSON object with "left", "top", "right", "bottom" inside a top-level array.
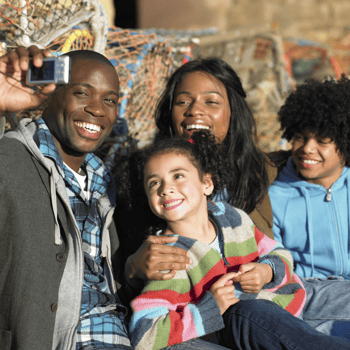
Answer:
[{"left": 26, "top": 55, "right": 70, "bottom": 85}]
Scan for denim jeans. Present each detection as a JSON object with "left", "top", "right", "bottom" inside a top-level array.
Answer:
[
  {"left": 300, "top": 276, "right": 350, "bottom": 340},
  {"left": 164, "top": 300, "right": 350, "bottom": 350},
  {"left": 219, "top": 300, "right": 350, "bottom": 350},
  {"left": 163, "top": 338, "right": 229, "bottom": 350}
]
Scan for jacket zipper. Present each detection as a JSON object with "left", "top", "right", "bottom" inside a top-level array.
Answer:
[{"left": 328, "top": 191, "right": 344, "bottom": 275}]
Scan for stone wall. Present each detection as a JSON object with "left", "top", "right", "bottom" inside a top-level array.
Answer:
[{"left": 138, "top": 0, "right": 350, "bottom": 42}]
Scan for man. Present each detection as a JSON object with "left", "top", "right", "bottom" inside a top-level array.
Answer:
[
  {"left": 269, "top": 77, "right": 350, "bottom": 340},
  {"left": 0, "top": 45, "right": 136, "bottom": 349}
]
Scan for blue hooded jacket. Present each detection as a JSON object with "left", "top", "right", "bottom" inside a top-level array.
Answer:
[{"left": 269, "top": 157, "right": 350, "bottom": 280}]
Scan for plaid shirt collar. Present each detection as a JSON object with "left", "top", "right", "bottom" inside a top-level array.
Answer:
[{"left": 35, "top": 117, "right": 113, "bottom": 204}]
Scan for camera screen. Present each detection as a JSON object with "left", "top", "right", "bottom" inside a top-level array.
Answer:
[{"left": 29, "top": 60, "right": 55, "bottom": 81}]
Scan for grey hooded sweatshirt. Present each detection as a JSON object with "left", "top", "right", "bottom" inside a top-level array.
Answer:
[{"left": 0, "top": 118, "right": 122, "bottom": 350}]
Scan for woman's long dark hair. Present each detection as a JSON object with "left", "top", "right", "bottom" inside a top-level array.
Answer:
[{"left": 153, "top": 57, "right": 268, "bottom": 213}]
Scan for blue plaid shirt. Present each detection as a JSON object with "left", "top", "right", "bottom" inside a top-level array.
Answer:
[{"left": 35, "top": 118, "right": 131, "bottom": 349}]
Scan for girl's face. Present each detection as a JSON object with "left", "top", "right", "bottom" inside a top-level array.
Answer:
[
  {"left": 143, "top": 152, "right": 213, "bottom": 224},
  {"left": 292, "top": 131, "right": 345, "bottom": 188},
  {"left": 171, "top": 71, "right": 231, "bottom": 143}
]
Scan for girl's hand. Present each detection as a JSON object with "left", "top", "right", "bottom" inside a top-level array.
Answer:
[
  {"left": 210, "top": 272, "right": 240, "bottom": 314},
  {"left": 0, "top": 45, "right": 56, "bottom": 116},
  {"left": 124, "top": 235, "right": 191, "bottom": 289},
  {"left": 233, "top": 262, "right": 273, "bottom": 293}
]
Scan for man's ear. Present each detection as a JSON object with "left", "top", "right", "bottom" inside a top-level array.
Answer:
[{"left": 203, "top": 173, "right": 214, "bottom": 196}]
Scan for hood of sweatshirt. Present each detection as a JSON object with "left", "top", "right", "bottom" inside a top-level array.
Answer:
[
  {"left": 270, "top": 157, "right": 350, "bottom": 278},
  {"left": 276, "top": 157, "right": 349, "bottom": 191},
  {"left": 4, "top": 118, "right": 69, "bottom": 245}
]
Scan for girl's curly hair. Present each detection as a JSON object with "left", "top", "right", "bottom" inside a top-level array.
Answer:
[
  {"left": 115, "top": 131, "right": 225, "bottom": 205},
  {"left": 114, "top": 131, "right": 226, "bottom": 235},
  {"left": 279, "top": 75, "right": 350, "bottom": 165}
]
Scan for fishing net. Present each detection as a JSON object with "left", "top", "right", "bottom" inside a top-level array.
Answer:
[
  {"left": 0, "top": 8, "right": 292, "bottom": 154},
  {"left": 0, "top": 0, "right": 108, "bottom": 53},
  {"left": 104, "top": 28, "right": 175, "bottom": 150}
]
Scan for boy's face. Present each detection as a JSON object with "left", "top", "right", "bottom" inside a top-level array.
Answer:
[
  {"left": 143, "top": 152, "right": 213, "bottom": 224},
  {"left": 292, "top": 131, "right": 345, "bottom": 188}
]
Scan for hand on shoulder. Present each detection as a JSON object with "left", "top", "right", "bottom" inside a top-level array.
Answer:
[{"left": 124, "top": 235, "right": 191, "bottom": 289}]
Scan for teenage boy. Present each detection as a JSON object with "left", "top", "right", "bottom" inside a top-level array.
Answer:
[{"left": 269, "top": 77, "right": 350, "bottom": 339}]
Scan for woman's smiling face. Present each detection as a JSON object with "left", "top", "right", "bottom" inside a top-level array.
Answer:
[{"left": 171, "top": 71, "right": 231, "bottom": 143}]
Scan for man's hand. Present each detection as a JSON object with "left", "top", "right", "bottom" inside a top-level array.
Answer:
[
  {"left": 232, "top": 262, "right": 273, "bottom": 293},
  {"left": 210, "top": 272, "right": 240, "bottom": 314},
  {"left": 124, "top": 235, "right": 191, "bottom": 289},
  {"left": 0, "top": 45, "right": 56, "bottom": 116}
]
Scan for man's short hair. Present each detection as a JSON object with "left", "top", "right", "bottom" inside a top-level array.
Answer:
[{"left": 63, "top": 50, "right": 115, "bottom": 70}]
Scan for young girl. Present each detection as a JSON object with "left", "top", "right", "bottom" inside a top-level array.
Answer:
[{"left": 125, "top": 131, "right": 307, "bottom": 350}]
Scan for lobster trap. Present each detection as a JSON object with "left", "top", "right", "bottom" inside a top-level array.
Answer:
[
  {"left": 0, "top": 0, "right": 108, "bottom": 54},
  {"left": 0, "top": 4, "right": 294, "bottom": 155},
  {"left": 104, "top": 28, "right": 175, "bottom": 148}
]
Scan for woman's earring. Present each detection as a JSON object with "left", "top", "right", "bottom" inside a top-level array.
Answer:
[{"left": 169, "top": 126, "right": 173, "bottom": 138}]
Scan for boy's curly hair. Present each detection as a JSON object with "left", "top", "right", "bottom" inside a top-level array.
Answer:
[{"left": 278, "top": 75, "right": 350, "bottom": 165}]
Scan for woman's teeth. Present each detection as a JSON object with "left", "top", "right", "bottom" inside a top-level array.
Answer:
[{"left": 186, "top": 125, "right": 210, "bottom": 131}]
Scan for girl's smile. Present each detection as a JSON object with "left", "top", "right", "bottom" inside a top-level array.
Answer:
[
  {"left": 162, "top": 199, "right": 184, "bottom": 210},
  {"left": 143, "top": 152, "right": 213, "bottom": 227}
]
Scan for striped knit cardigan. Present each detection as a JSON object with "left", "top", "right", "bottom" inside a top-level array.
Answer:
[{"left": 129, "top": 201, "right": 306, "bottom": 350}]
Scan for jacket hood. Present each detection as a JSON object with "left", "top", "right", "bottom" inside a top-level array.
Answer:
[
  {"left": 272, "top": 157, "right": 350, "bottom": 277},
  {"left": 5, "top": 118, "right": 49, "bottom": 166},
  {"left": 274, "top": 157, "right": 350, "bottom": 191},
  {"left": 5, "top": 118, "right": 71, "bottom": 246}
]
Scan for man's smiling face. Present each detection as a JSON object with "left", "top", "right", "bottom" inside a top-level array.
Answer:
[{"left": 42, "top": 58, "right": 119, "bottom": 165}]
